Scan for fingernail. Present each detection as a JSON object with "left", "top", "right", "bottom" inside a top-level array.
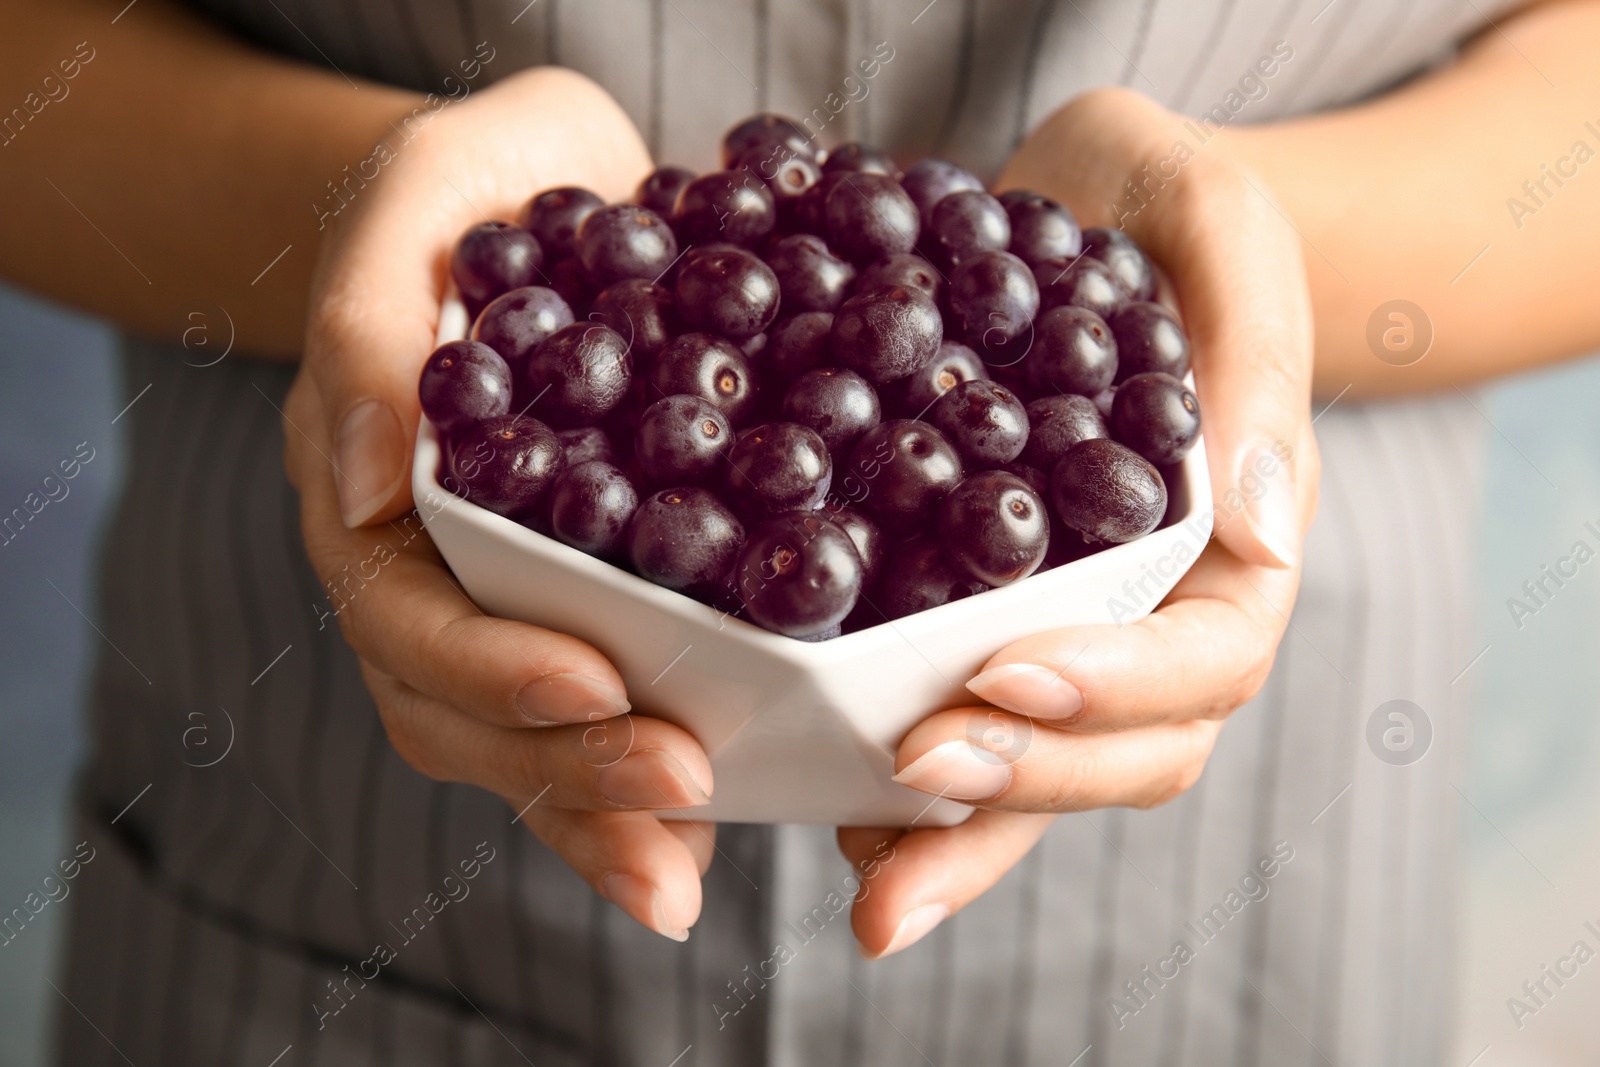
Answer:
[
  {"left": 858, "top": 903, "right": 950, "bottom": 960},
  {"left": 602, "top": 873, "right": 689, "bottom": 942},
  {"left": 1238, "top": 441, "right": 1297, "bottom": 569},
  {"left": 597, "top": 749, "right": 711, "bottom": 809},
  {"left": 892, "top": 740, "right": 1013, "bottom": 801},
  {"left": 336, "top": 399, "right": 406, "bottom": 528},
  {"left": 966, "top": 663, "right": 1083, "bottom": 720},
  {"left": 516, "top": 673, "right": 631, "bottom": 724}
]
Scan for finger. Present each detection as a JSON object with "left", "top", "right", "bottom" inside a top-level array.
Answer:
[
  {"left": 840, "top": 811, "right": 1055, "bottom": 959},
  {"left": 521, "top": 804, "right": 704, "bottom": 941},
  {"left": 367, "top": 666, "right": 713, "bottom": 812},
  {"left": 661, "top": 820, "right": 718, "bottom": 877},
  {"left": 890, "top": 706, "right": 1220, "bottom": 812},
  {"left": 964, "top": 542, "right": 1299, "bottom": 730}
]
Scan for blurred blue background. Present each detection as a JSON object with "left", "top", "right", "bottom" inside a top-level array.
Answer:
[{"left": 1, "top": 282, "right": 1597, "bottom": 1065}]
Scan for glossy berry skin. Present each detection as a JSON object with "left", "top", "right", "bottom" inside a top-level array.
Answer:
[
  {"left": 1081, "top": 227, "right": 1158, "bottom": 300},
  {"left": 650, "top": 333, "right": 761, "bottom": 426},
  {"left": 674, "top": 246, "right": 781, "bottom": 339},
  {"left": 853, "top": 253, "right": 942, "bottom": 303},
  {"left": 1110, "top": 372, "right": 1202, "bottom": 466},
  {"left": 727, "top": 423, "right": 833, "bottom": 516},
  {"left": 521, "top": 187, "right": 603, "bottom": 260},
  {"left": 822, "top": 142, "right": 899, "bottom": 178},
  {"left": 419, "top": 340, "right": 512, "bottom": 433},
  {"left": 830, "top": 286, "right": 942, "bottom": 385},
  {"left": 575, "top": 205, "right": 679, "bottom": 288},
  {"left": 766, "top": 312, "right": 835, "bottom": 384},
  {"left": 782, "top": 367, "right": 881, "bottom": 458},
  {"left": 472, "top": 286, "right": 575, "bottom": 372},
  {"left": 734, "top": 146, "right": 820, "bottom": 223},
  {"left": 764, "top": 234, "right": 856, "bottom": 313},
  {"left": 722, "top": 113, "right": 817, "bottom": 168},
  {"left": 556, "top": 426, "right": 615, "bottom": 467},
  {"left": 931, "top": 379, "right": 1029, "bottom": 467},
  {"left": 735, "top": 513, "right": 863, "bottom": 637},
  {"left": 824, "top": 173, "right": 920, "bottom": 264},
  {"left": 947, "top": 250, "right": 1040, "bottom": 355},
  {"left": 448, "top": 414, "right": 565, "bottom": 522},
  {"left": 794, "top": 171, "right": 847, "bottom": 237},
  {"left": 1004, "top": 192, "right": 1082, "bottom": 267},
  {"left": 937, "top": 471, "right": 1050, "bottom": 585},
  {"left": 590, "top": 279, "right": 678, "bottom": 361},
  {"left": 548, "top": 461, "right": 639, "bottom": 557},
  {"left": 636, "top": 394, "right": 734, "bottom": 486},
  {"left": 673, "top": 170, "right": 778, "bottom": 246},
  {"left": 899, "top": 158, "right": 984, "bottom": 227},
  {"left": 1026, "top": 306, "right": 1118, "bottom": 397},
  {"left": 627, "top": 487, "right": 746, "bottom": 591},
  {"left": 524, "top": 323, "right": 633, "bottom": 427},
  {"left": 874, "top": 537, "right": 986, "bottom": 621},
  {"left": 1035, "top": 256, "right": 1124, "bottom": 321},
  {"left": 821, "top": 503, "right": 886, "bottom": 586},
  {"left": 450, "top": 222, "right": 545, "bottom": 308},
  {"left": 847, "top": 420, "right": 964, "bottom": 533},
  {"left": 1050, "top": 438, "right": 1167, "bottom": 544},
  {"left": 1109, "top": 302, "right": 1191, "bottom": 381},
  {"left": 926, "top": 189, "right": 1011, "bottom": 268},
  {"left": 1001, "top": 461, "right": 1051, "bottom": 501},
  {"left": 636, "top": 166, "right": 696, "bottom": 216},
  {"left": 1093, "top": 386, "right": 1117, "bottom": 421},
  {"left": 1021, "top": 394, "right": 1109, "bottom": 470},
  {"left": 883, "top": 339, "right": 987, "bottom": 418}
]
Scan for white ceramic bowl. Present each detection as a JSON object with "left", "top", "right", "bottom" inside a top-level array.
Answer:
[{"left": 414, "top": 298, "right": 1212, "bottom": 826}]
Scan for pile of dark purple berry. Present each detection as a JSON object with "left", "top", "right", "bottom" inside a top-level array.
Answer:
[{"left": 420, "top": 114, "right": 1201, "bottom": 640}]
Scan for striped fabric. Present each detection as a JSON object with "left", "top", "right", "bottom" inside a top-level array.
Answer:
[{"left": 55, "top": 2, "right": 1502, "bottom": 1064}]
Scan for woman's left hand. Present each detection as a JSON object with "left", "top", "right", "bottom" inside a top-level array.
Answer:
[{"left": 842, "top": 88, "right": 1322, "bottom": 959}]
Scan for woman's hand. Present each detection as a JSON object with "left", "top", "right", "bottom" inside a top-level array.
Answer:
[
  {"left": 284, "top": 68, "right": 716, "bottom": 942},
  {"left": 844, "top": 88, "right": 1321, "bottom": 959}
]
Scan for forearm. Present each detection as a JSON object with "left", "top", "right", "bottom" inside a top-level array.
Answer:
[
  {"left": 1220, "top": 0, "right": 1600, "bottom": 395},
  {"left": 0, "top": 0, "right": 418, "bottom": 356}
]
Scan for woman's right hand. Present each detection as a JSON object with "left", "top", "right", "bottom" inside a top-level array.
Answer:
[{"left": 283, "top": 67, "right": 715, "bottom": 942}]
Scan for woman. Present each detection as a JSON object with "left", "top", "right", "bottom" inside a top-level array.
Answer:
[{"left": 3, "top": 0, "right": 1594, "bottom": 1063}]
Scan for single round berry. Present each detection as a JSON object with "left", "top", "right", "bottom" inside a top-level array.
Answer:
[
  {"left": 766, "top": 312, "right": 835, "bottom": 384},
  {"left": 419, "top": 340, "right": 512, "bottom": 434},
  {"left": 590, "top": 279, "right": 678, "bottom": 362},
  {"left": 673, "top": 170, "right": 778, "bottom": 246},
  {"left": 937, "top": 471, "right": 1050, "bottom": 585},
  {"left": 627, "top": 487, "right": 746, "bottom": 591},
  {"left": 524, "top": 322, "right": 633, "bottom": 427},
  {"left": 874, "top": 537, "right": 986, "bottom": 621},
  {"left": 556, "top": 426, "right": 616, "bottom": 467},
  {"left": 549, "top": 461, "right": 639, "bottom": 557},
  {"left": 650, "top": 333, "right": 761, "bottom": 426},
  {"left": 830, "top": 286, "right": 942, "bottom": 384},
  {"left": 472, "top": 286, "right": 575, "bottom": 372},
  {"left": 636, "top": 394, "right": 734, "bottom": 486},
  {"left": 448, "top": 414, "right": 564, "bottom": 522},
  {"left": 1110, "top": 372, "right": 1202, "bottom": 466},
  {"left": 1021, "top": 394, "right": 1108, "bottom": 470},
  {"left": 674, "top": 246, "right": 781, "bottom": 339},
  {"left": 722, "top": 113, "right": 817, "bottom": 168},
  {"left": 947, "top": 250, "right": 1039, "bottom": 355},
  {"left": 782, "top": 367, "right": 882, "bottom": 458},
  {"left": 930, "top": 379, "right": 1029, "bottom": 467},
  {"left": 1026, "top": 306, "right": 1118, "bottom": 397},
  {"left": 822, "top": 142, "right": 899, "bottom": 178},
  {"left": 883, "top": 339, "right": 987, "bottom": 418},
  {"left": 450, "top": 222, "right": 544, "bottom": 308},
  {"left": 520, "top": 187, "right": 603, "bottom": 260},
  {"left": 734, "top": 146, "right": 820, "bottom": 222},
  {"left": 575, "top": 205, "right": 679, "bottom": 288},
  {"left": 636, "top": 166, "right": 696, "bottom": 216},
  {"left": 846, "top": 420, "right": 964, "bottom": 533},
  {"left": 1050, "top": 438, "right": 1167, "bottom": 543},
  {"left": 764, "top": 234, "right": 856, "bottom": 313},
  {"left": 1035, "top": 256, "right": 1124, "bottom": 321},
  {"left": 1004, "top": 192, "right": 1081, "bottom": 267},
  {"left": 853, "top": 253, "right": 942, "bottom": 303},
  {"left": 824, "top": 172, "right": 920, "bottom": 264},
  {"left": 1109, "top": 302, "right": 1191, "bottom": 381},
  {"left": 727, "top": 423, "right": 833, "bottom": 516},
  {"left": 926, "top": 189, "right": 1011, "bottom": 268},
  {"left": 1081, "top": 227, "right": 1157, "bottom": 300},
  {"left": 821, "top": 503, "right": 886, "bottom": 586},
  {"left": 899, "top": 158, "right": 984, "bottom": 228},
  {"left": 735, "top": 513, "right": 863, "bottom": 637}
]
